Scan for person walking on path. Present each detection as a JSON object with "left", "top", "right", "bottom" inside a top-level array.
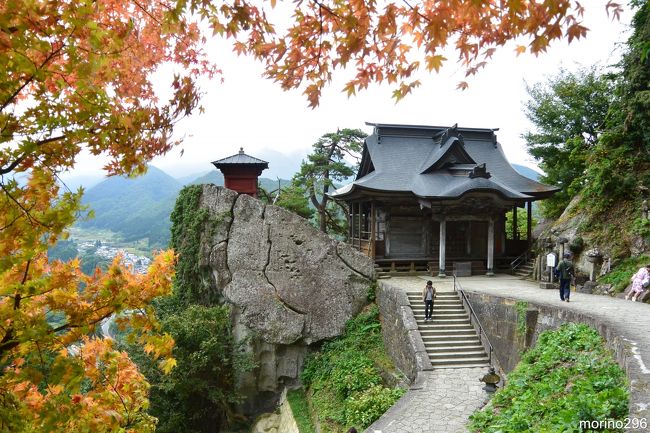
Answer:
[
  {"left": 422, "top": 280, "right": 436, "bottom": 321},
  {"left": 555, "top": 253, "right": 574, "bottom": 303},
  {"left": 626, "top": 264, "right": 650, "bottom": 302}
]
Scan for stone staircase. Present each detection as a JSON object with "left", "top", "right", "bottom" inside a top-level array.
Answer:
[
  {"left": 513, "top": 258, "right": 535, "bottom": 278},
  {"left": 407, "top": 290, "right": 490, "bottom": 369}
]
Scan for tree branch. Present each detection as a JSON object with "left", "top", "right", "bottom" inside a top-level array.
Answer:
[{"left": 0, "top": 43, "right": 66, "bottom": 113}]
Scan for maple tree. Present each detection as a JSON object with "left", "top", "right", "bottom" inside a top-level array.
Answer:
[
  {"left": 236, "top": 0, "right": 624, "bottom": 106},
  {"left": 0, "top": 0, "right": 624, "bottom": 430},
  {"left": 0, "top": 0, "right": 213, "bottom": 430}
]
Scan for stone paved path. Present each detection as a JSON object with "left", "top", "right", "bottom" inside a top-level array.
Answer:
[
  {"left": 365, "top": 274, "right": 650, "bottom": 433},
  {"left": 366, "top": 367, "right": 488, "bottom": 433}
]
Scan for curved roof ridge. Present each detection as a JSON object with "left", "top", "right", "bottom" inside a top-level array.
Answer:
[{"left": 436, "top": 176, "right": 531, "bottom": 200}]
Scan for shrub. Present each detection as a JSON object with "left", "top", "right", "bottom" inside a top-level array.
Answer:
[
  {"left": 287, "top": 389, "right": 316, "bottom": 433},
  {"left": 468, "top": 323, "right": 629, "bottom": 433},
  {"left": 345, "top": 385, "right": 406, "bottom": 428},
  {"left": 568, "top": 236, "right": 585, "bottom": 255},
  {"left": 599, "top": 255, "right": 650, "bottom": 293},
  {"left": 301, "top": 303, "right": 404, "bottom": 433}
]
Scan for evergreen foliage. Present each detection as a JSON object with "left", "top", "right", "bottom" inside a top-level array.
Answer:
[
  {"left": 169, "top": 185, "right": 215, "bottom": 306},
  {"left": 505, "top": 208, "right": 536, "bottom": 240},
  {"left": 301, "top": 305, "right": 405, "bottom": 432},
  {"left": 274, "top": 181, "right": 315, "bottom": 220},
  {"left": 293, "top": 129, "right": 365, "bottom": 236},
  {"left": 126, "top": 184, "right": 252, "bottom": 433},
  {"left": 581, "top": 2, "right": 650, "bottom": 209},
  {"left": 523, "top": 67, "right": 614, "bottom": 218},
  {"left": 127, "top": 304, "right": 252, "bottom": 433},
  {"left": 469, "top": 323, "right": 628, "bottom": 432}
]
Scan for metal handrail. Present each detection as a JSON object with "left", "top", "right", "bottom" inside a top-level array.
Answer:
[
  {"left": 510, "top": 247, "right": 534, "bottom": 274},
  {"left": 452, "top": 274, "right": 502, "bottom": 374}
]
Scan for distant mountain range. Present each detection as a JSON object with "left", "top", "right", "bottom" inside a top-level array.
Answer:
[
  {"left": 76, "top": 167, "right": 290, "bottom": 249},
  {"left": 75, "top": 163, "right": 540, "bottom": 250}
]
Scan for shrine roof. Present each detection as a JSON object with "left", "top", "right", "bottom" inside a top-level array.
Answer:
[
  {"left": 331, "top": 123, "right": 559, "bottom": 201},
  {"left": 212, "top": 148, "right": 269, "bottom": 168}
]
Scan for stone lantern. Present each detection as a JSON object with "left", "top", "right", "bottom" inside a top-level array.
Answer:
[
  {"left": 585, "top": 248, "right": 603, "bottom": 282},
  {"left": 479, "top": 367, "right": 501, "bottom": 393},
  {"left": 557, "top": 237, "right": 568, "bottom": 260}
]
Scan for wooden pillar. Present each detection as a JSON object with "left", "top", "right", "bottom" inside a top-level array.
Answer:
[
  {"left": 467, "top": 221, "right": 472, "bottom": 256},
  {"left": 500, "top": 215, "right": 507, "bottom": 254},
  {"left": 370, "top": 202, "right": 376, "bottom": 258},
  {"left": 358, "top": 202, "right": 362, "bottom": 250},
  {"left": 348, "top": 202, "right": 352, "bottom": 242},
  {"left": 512, "top": 205, "right": 518, "bottom": 240},
  {"left": 527, "top": 201, "right": 533, "bottom": 246},
  {"left": 439, "top": 217, "right": 446, "bottom": 277},
  {"left": 350, "top": 202, "right": 355, "bottom": 247},
  {"left": 487, "top": 217, "right": 495, "bottom": 276}
]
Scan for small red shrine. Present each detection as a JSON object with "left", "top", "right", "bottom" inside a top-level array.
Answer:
[{"left": 211, "top": 148, "right": 269, "bottom": 197}]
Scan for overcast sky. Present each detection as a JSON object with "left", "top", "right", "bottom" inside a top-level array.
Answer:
[{"left": 62, "top": 4, "right": 632, "bottom": 184}]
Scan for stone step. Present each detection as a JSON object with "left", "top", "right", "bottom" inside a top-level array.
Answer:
[
  {"left": 419, "top": 329, "right": 477, "bottom": 337},
  {"left": 431, "top": 361, "right": 490, "bottom": 369},
  {"left": 416, "top": 324, "right": 474, "bottom": 332},
  {"left": 411, "top": 305, "right": 465, "bottom": 311},
  {"left": 430, "top": 356, "right": 490, "bottom": 366},
  {"left": 413, "top": 311, "right": 468, "bottom": 317},
  {"left": 416, "top": 317, "right": 470, "bottom": 324},
  {"left": 423, "top": 339, "right": 481, "bottom": 347},
  {"left": 412, "top": 302, "right": 463, "bottom": 308},
  {"left": 407, "top": 292, "right": 457, "bottom": 297},
  {"left": 414, "top": 314, "right": 469, "bottom": 321},
  {"left": 409, "top": 298, "right": 462, "bottom": 304},
  {"left": 424, "top": 341, "right": 485, "bottom": 353},
  {"left": 428, "top": 349, "right": 488, "bottom": 358},
  {"left": 411, "top": 303, "right": 463, "bottom": 309},
  {"left": 423, "top": 338, "right": 481, "bottom": 346}
]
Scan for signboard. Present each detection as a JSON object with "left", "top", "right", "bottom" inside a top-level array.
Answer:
[{"left": 546, "top": 253, "right": 556, "bottom": 268}]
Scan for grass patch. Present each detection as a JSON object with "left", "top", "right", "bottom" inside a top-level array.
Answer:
[
  {"left": 515, "top": 301, "right": 528, "bottom": 337},
  {"left": 598, "top": 255, "right": 650, "bottom": 293},
  {"left": 301, "top": 304, "right": 406, "bottom": 433},
  {"left": 287, "top": 389, "right": 316, "bottom": 433},
  {"left": 468, "top": 323, "right": 629, "bottom": 433}
]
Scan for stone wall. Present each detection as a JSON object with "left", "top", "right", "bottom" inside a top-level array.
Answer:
[
  {"left": 464, "top": 291, "right": 649, "bottom": 428},
  {"left": 376, "top": 280, "right": 432, "bottom": 382},
  {"left": 462, "top": 294, "right": 537, "bottom": 373},
  {"left": 197, "top": 185, "right": 374, "bottom": 414}
]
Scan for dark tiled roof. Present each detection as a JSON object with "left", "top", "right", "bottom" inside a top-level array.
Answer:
[
  {"left": 212, "top": 148, "right": 269, "bottom": 167},
  {"left": 332, "top": 123, "right": 558, "bottom": 201}
]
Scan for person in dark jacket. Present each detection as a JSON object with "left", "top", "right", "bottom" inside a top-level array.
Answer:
[{"left": 555, "top": 252, "right": 575, "bottom": 302}]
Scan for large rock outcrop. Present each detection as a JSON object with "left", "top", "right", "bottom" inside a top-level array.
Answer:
[{"left": 197, "top": 185, "right": 374, "bottom": 412}]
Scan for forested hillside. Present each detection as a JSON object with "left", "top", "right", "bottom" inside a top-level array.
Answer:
[
  {"left": 524, "top": 1, "right": 650, "bottom": 282},
  {"left": 77, "top": 166, "right": 182, "bottom": 249},
  {"left": 77, "top": 166, "right": 291, "bottom": 250}
]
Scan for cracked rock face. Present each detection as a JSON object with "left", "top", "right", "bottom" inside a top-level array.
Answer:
[
  {"left": 198, "top": 185, "right": 373, "bottom": 408},
  {"left": 199, "top": 185, "right": 373, "bottom": 345}
]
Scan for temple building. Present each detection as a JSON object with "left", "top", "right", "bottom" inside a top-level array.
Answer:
[{"left": 330, "top": 123, "right": 558, "bottom": 276}]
